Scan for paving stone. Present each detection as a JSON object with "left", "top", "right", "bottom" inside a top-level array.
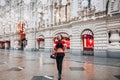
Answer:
[
  {"left": 26, "top": 59, "right": 36, "bottom": 61},
  {"left": 32, "top": 76, "right": 53, "bottom": 80},
  {"left": 15, "top": 57, "right": 23, "bottom": 59},
  {"left": 0, "top": 62, "right": 6, "bottom": 65},
  {"left": 70, "top": 67, "right": 84, "bottom": 71},
  {"left": 7, "top": 67, "right": 24, "bottom": 71},
  {"left": 43, "top": 63, "right": 54, "bottom": 65}
]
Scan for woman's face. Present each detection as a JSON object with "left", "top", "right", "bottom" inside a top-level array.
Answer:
[{"left": 57, "top": 35, "right": 62, "bottom": 40}]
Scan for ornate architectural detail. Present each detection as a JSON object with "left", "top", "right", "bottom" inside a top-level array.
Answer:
[
  {"left": 0, "top": 0, "right": 120, "bottom": 57},
  {"left": 108, "top": 29, "right": 120, "bottom": 49}
]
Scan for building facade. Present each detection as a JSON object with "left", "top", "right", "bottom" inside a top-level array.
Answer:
[{"left": 0, "top": 0, "right": 120, "bottom": 58}]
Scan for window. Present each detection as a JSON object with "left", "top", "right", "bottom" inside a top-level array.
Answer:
[{"left": 88, "top": 0, "right": 91, "bottom": 8}]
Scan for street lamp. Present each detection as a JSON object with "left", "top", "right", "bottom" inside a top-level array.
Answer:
[{"left": 33, "top": 0, "right": 38, "bottom": 51}]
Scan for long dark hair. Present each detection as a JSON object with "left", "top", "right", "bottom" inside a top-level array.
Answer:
[{"left": 57, "top": 34, "right": 64, "bottom": 41}]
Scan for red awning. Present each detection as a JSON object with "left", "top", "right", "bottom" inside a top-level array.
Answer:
[
  {"left": 37, "top": 38, "right": 44, "bottom": 41},
  {"left": 5, "top": 40, "right": 10, "bottom": 43},
  {"left": 0, "top": 41, "right": 5, "bottom": 43}
]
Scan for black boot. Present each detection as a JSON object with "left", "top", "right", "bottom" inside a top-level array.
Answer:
[{"left": 58, "top": 74, "right": 61, "bottom": 80}]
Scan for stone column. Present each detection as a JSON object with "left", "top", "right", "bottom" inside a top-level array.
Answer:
[
  {"left": 108, "top": 29, "right": 120, "bottom": 50},
  {"left": 24, "top": 32, "right": 37, "bottom": 51},
  {"left": 44, "top": 37, "right": 53, "bottom": 52},
  {"left": 4, "top": 42, "right": 8, "bottom": 49},
  {"left": 108, "top": 29, "right": 120, "bottom": 58},
  {"left": 13, "top": 34, "right": 20, "bottom": 50},
  {"left": 10, "top": 36, "right": 14, "bottom": 49},
  {"left": 14, "top": 40, "right": 20, "bottom": 50},
  {"left": 44, "top": 31, "right": 53, "bottom": 52}
]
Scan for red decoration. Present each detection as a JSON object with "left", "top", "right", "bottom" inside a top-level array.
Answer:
[
  {"left": 53, "top": 36, "right": 70, "bottom": 49},
  {"left": 37, "top": 38, "right": 44, "bottom": 41},
  {"left": 17, "top": 21, "right": 25, "bottom": 34},
  {"left": 82, "top": 34, "right": 94, "bottom": 50},
  {"left": 17, "top": 21, "right": 26, "bottom": 40}
]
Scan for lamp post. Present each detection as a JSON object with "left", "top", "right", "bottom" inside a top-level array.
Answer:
[
  {"left": 0, "top": 0, "right": 5, "bottom": 49},
  {"left": 33, "top": 0, "right": 38, "bottom": 51},
  {"left": 9, "top": 0, "right": 12, "bottom": 50},
  {"left": 3, "top": 23, "right": 5, "bottom": 49}
]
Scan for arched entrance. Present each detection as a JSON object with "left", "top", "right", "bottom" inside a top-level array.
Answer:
[
  {"left": 5, "top": 40, "right": 10, "bottom": 49},
  {"left": 53, "top": 32, "right": 70, "bottom": 49},
  {"left": 0, "top": 41, "right": 5, "bottom": 49},
  {"left": 81, "top": 29, "right": 94, "bottom": 55},
  {"left": 37, "top": 35, "right": 45, "bottom": 49}
]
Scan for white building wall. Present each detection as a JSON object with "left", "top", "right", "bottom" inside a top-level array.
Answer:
[
  {"left": 70, "top": 0, "right": 78, "bottom": 18},
  {"left": 0, "top": 0, "right": 120, "bottom": 58},
  {"left": 70, "top": 20, "right": 108, "bottom": 56},
  {"left": 93, "top": 21, "right": 108, "bottom": 57},
  {"left": 45, "top": 31, "right": 52, "bottom": 47},
  {"left": 25, "top": 31, "right": 36, "bottom": 50},
  {"left": 10, "top": 36, "right": 14, "bottom": 49}
]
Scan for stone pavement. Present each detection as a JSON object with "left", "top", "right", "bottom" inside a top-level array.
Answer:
[{"left": 0, "top": 50, "right": 120, "bottom": 80}]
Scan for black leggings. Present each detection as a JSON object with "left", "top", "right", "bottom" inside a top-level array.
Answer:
[{"left": 56, "top": 53, "right": 65, "bottom": 75}]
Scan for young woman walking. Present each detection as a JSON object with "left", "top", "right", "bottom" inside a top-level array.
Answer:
[{"left": 54, "top": 34, "right": 66, "bottom": 80}]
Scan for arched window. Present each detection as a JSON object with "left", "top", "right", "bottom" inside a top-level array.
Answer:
[
  {"left": 81, "top": 29, "right": 94, "bottom": 51},
  {"left": 37, "top": 35, "right": 45, "bottom": 49},
  {"left": 107, "top": 0, "right": 120, "bottom": 15}
]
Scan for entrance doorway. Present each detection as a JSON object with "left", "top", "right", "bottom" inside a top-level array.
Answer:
[
  {"left": 81, "top": 29, "right": 94, "bottom": 55},
  {"left": 37, "top": 35, "right": 44, "bottom": 49}
]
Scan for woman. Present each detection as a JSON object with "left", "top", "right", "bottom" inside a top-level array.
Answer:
[{"left": 54, "top": 34, "right": 66, "bottom": 80}]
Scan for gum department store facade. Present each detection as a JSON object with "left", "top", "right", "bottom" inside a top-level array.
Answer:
[{"left": 0, "top": 0, "right": 120, "bottom": 58}]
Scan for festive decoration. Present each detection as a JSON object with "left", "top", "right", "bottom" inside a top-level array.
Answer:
[
  {"left": 53, "top": 36, "right": 70, "bottom": 49},
  {"left": 37, "top": 38, "right": 44, "bottom": 41},
  {"left": 82, "top": 34, "right": 94, "bottom": 50},
  {"left": 17, "top": 21, "right": 26, "bottom": 40},
  {"left": 17, "top": 21, "right": 25, "bottom": 34}
]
